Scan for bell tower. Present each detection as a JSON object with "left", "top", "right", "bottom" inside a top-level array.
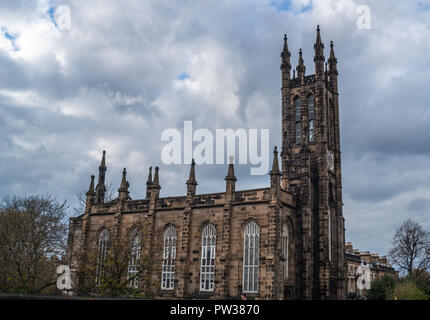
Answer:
[{"left": 280, "top": 26, "right": 345, "bottom": 300}]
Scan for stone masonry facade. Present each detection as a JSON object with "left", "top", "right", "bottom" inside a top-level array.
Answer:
[
  {"left": 345, "top": 242, "right": 398, "bottom": 299},
  {"left": 67, "top": 27, "right": 347, "bottom": 300}
]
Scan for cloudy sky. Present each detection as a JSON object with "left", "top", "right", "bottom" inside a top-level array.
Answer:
[{"left": 1, "top": 0, "right": 430, "bottom": 258}]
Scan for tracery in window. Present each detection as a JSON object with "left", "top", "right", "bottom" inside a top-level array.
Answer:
[
  {"left": 200, "top": 224, "right": 216, "bottom": 292},
  {"left": 281, "top": 224, "right": 289, "bottom": 279},
  {"left": 96, "top": 229, "right": 109, "bottom": 285},
  {"left": 295, "top": 98, "right": 302, "bottom": 144},
  {"left": 128, "top": 231, "right": 141, "bottom": 288},
  {"left": 243, "top": 221, "right": 260, "bottom": 293},
  {"left": 161, "top": 226, "right": 177, "bottom": 290},
  {"left": 308, "top": 95, "right": 315, "bottom": 142}
]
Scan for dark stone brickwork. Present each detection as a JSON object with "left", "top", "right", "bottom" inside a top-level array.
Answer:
[{"left": 67, "top": 28, "right": 346, "bottom": 300}]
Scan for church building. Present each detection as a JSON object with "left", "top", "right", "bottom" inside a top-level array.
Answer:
[{"left": 67, "top": 26, "right": 346, "bottom": 300}]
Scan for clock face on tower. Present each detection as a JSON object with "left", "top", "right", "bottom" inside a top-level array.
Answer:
[{"left": 326, "top": 151, "right": 334, "bottom": 171}]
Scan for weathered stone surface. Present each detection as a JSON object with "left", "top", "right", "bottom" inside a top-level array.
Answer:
[{"left": 67, "top": 29, "right": 348, "bottom": 300}]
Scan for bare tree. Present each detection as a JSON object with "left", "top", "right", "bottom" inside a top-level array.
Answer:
[
  {"left": 73, "top": 183, "right": 116, "bottom": 215},
  {"left": 0, "top": 195, "right": 68, "bottom": 294},
  {"left": 388, "top": 219, "right": 430, "bottom": 277}
]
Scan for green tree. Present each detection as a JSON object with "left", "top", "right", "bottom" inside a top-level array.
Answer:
[
  {"left": 406, "top": 272, "right": 430, "bottom": 298},
  {"left": 393, "top": 280, "right": 429, "bottom": 300},
  {"left": 365, "top": 275, "right": 396, "bottom": 300}
]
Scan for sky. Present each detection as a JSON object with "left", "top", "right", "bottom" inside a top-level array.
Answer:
[{"left": 1, "top": 0, "right": 430, "bottom": 259}]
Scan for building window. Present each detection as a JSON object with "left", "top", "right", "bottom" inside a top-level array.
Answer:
[
  {"left": 281, "top": 224, "right": 289, "bottom": 279},
  {"left": 161, "top": 225, "right": 177, "bottom": 290},
  {"left": 128, "top": 231, "right": 141, "bottom": 288},
  {"left": 328, "top": 209, "right": 332, "bottom": 261},
  {"left": 200, "top": 224, "right": 216, "bottom": 292},
  {"left": 243, "top": 221, "right": 260, "bottom": 293},
  {"left": 308, "top": 95, "right": 315, "bottom": 142},
  {"left": 96, "top": 229, "right": 109, "bottom": 286},
  {"left": 295, "top": 98, "right": 302, "bottom": 144},
  {"left": 329, "top": 99, "right": 335, "bottom": 146}
]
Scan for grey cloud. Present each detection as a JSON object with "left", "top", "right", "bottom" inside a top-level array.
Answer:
[
  {"left": 407, "top": 197, "right": 430, "bottom": 215},
  {"left": 0, "top": 0, "right": 430, "bottom": 257}
]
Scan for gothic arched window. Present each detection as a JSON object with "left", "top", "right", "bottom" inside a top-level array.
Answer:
[
  {"left": 243, "top": 221, "right": 260, "bottom": 293},
  {"left": 281, "top": 224, "right": 289, "bottom": 279},
  {"left": 96, "top": 229, "right": 109, "bottom": 285},
  {"left": 329, "top": 99, "right": 335, "bottom": 146},
  {"left": 161, "top": 225, "right": 177, "bottom": 290},
  {"left": 128, "top": 231, "right": 141, "bottom": 288},
  {"left": 308, "top": 95, "right": 315, "bottom": 142},
  {"left": 200, "top": 224, "right": 216, "bottom": 292},
  {"left": 328, "top": 209, "right": 332, "bottom": 261},
  {"left": 295, "top": 98, "right": 302, "bottom": 144}
]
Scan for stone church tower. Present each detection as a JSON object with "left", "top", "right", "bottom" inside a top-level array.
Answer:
[
  {"left": 67, "top": 27, "right": 346, "bottom": 300},
  {"left": 280, "top": 26, "right": 345, "bottom": 299}
]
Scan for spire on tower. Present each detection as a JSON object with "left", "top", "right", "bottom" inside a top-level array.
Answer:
[
  {"left": 281, "top": 34, "right": 291, "bottom": 70},
  {"left": 95, "top": 150, "right": 107, "bottom": 204},
  {"left": 314, "top": 25, "right": 325, "bottom": 79},
  {"left": 314, "top": 25, "right": 325, "bottom": 62},
  {"left": 296, "top": 48, "right": 306, "bottom": 76},
  {"left": 328, "top": 41, "right": 338, "bottom": 75}
]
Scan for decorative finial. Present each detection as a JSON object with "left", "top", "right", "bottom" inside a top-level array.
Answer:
[
  {"left": 153, "top": 166, "right": 160, "bottom": 187},
  {"left": 99, "top": 150, "right": 107, "bottom": 169},
  {"left": 270, "top": 146, "right": 280, "bottom": 174},
  {"left": 225, "top": 157, "right": 236, "bottom": 181},
  {"left": 87, "top": 175, "right": 95, "bottom": 194},
  {"left": 119, "top": 168, "right": 127, "bottom": 190}
]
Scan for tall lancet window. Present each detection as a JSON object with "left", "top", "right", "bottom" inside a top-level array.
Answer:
[
  {"left": 96, "top": 229, "right": 109, "bottom": 285},
  {"left": 308, "top": 95, "right": 315, "bottom": 142},
  {"left": 161, "top": 226, "right": 177, "bottom": 290},
  {"left": 328, "top": 209, "right": 332, "bottom": 261},
  {"left": 281, "top": 224, "right": 289, "bottom": 279},
  {"left": 128, "top": 231, "right": 141, "bottom": 288},
  {"left": 295, "top": 98, "right": 302, "bottom": 144},
  {"left": 243, "top": 221, "right": 260, "bottom": 293},
  {"left": 200, "top": 224, "right": 216, "bottom": 291}
]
